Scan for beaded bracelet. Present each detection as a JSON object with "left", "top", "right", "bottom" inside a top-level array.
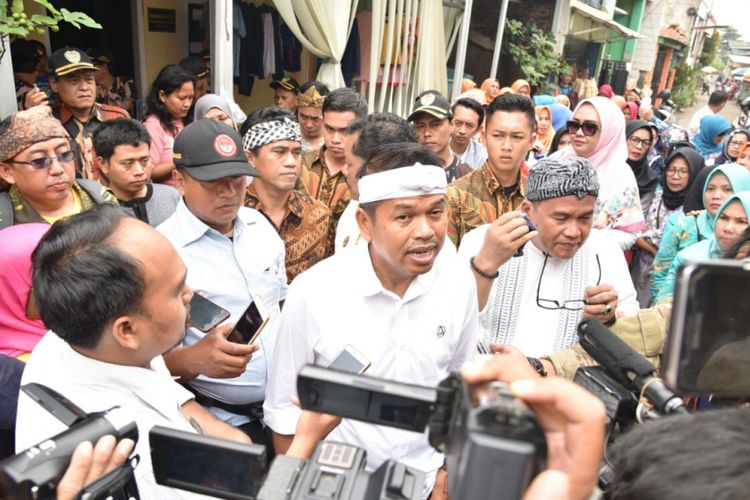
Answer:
[{"left": 469, "top": 256, "right": 499, "bottom": 280}]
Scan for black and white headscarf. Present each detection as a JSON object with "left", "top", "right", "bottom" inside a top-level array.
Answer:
[{"left": 242, "top": 117, "right": 301, "bottom": 151}]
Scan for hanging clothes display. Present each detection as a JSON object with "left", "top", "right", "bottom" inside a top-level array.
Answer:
[
  {"left": 341, "top": 18, "right": 361, "bottom": 87},
  {"left": 234, "top": 2, "right": 285, "bottom": 96}
]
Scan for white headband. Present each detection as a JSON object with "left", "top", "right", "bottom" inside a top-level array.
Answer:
[{"left": 358, "top": 163, "right": 447, "bottom": 204}]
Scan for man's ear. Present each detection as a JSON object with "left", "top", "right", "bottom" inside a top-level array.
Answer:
[
  {"left": 97, "top": 157, "right": 110, "bottom": 176},
  {"left": 173, "top": 169, "right": 186, "bottom": 195},
  {"left": 49, "top": 77, "right": 59, "bottom": 94},
  {"left": 0, "top": 162, "right": 16, "bottom": 185},
  {"left": 520, "top": 199, "right": 533, "bottom": 215},
  {"left": 355, "top": 205, "right": 374, "bottom": 243},
  {"left": 244, "top": 149, "right": 256, "bottom": 166},
  {"left": 111, "top": 315, "right": 140, "bottom": 351}
]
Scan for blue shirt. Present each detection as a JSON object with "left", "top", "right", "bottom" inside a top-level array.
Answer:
[{"left": 158, "top": 200, "right": 287, "bottom": 420}]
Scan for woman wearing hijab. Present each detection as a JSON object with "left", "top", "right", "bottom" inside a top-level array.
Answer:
[
  {"left": 629, "top": 148, "right": 702, "bottom": 307},
  {"left": 511, "top": 79, "right": 531, "bottom": 97},
  {"left": 626, "top": 120, "right": 659, "bottom": 204},
  {"left": 622, "top": 101, "right": 639, "bottom": 121},
  {"left": 480, "top": 78, "right": 500, "bottom": 104},
  {"left": 0, "top": 223, "right": 49, "bottom": 361},
  {"left": 548, "top": 127, "right": 572, "bottom": 155},
  {"left": 656, "top": 192, "right": 750, "bottom": 303},
  {"left": 598, "top": 84, "right": 614, "bottom": 98},
  {"left": 560, "top": 96, "right": 646, "bottom": 249},
  {"left": 193, "top": 93, "right": 236, "bottom": 130},
  {"left": 710, "top": 128, "right": 750, "bottom": 166},
  {"left": 651, "top": 164, "right": 750, "bottom": 301},
  {"left": 534, "top": 106, "right": 554, "bottom": 155},
  {"left": 692, "top": 115, "right": 732, "bottom": 158}
]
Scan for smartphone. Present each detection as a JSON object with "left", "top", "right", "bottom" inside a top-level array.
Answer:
[
  {"left": 514, "top": 212, "right": 537, "bottom": 257},
  {"left": 150, "top": 425, "right": 266, "bottom": 499},
  {"left": 326, "top": 345, "right": 371, "bottom": 374},
  {"left": 664, "top": 260, "right": 750, "bottom": 396},
  {"left": 225, "top": 296, "right": 270, "bottom": 344},
  {"left": 187, "top": 294, "right": 230, "bottom": 332}
]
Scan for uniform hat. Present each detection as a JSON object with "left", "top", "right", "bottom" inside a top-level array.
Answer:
[
  {"left": 270, "top": 77, "right": 300, "bottom": 93},
  {"left": 88, "top": 47, "right": 113, "bottom": 66},
  {"left": 408, "top": 92, "right": 451, "bottom": 121},
  {"left": 173, "top": 120, "right": 258, "bottom": 181},
  {"left": 48, "top": 46, "right": 97, "bottom": 77},
  {"left": 526, "top": 155, "right": 599, "bottom": 201},
  {"left": 0, "top": 106, "right": 69, "bottom": 162}
]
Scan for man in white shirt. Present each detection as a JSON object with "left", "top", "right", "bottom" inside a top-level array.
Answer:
[
  {"left": 337, "top": 112, "right": 417, "bottom": 251},
  {"left": 264, "top": 142, "right": 478, "bottom": 498},
  {"left": 688, "top": 90, "right": 728, "bottom": 140},
  {"left": 16, "top": 204, "right": 250, "bottom": 498},
  {"left": 458, "top": 155, "right": 638, "bottom": 365},
  {"left": 158, "top": 120, "right": 287, "bottom": 440},
  {"left": 450, "top": 97, "right": 488, "bottom": 169}
]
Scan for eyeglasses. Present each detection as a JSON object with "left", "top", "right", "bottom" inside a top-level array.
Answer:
[
  {"left": 536, "top": 253, "right": 601, "bottom": 311},
  {"left": 729, "top": 140, "right": 747, "bottom": 147},
  {"left": 666, "top": 167, "right": 689, "bottom": 177},
  {"left": 7, "top": 150, "right": 76, "bottom": 170},
  {"left": 566, "top": 120, "right": 600, "bottom": 137},
  {"left": 628, "top": 136, "right": 653, "bottom": 149}
]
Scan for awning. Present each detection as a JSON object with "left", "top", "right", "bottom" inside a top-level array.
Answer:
[
  {"left": 569, "top": 0, "right": 641, "bottom": 42},
  {"left": 728, "top": 55, "right": 750, "bottom": 67}
]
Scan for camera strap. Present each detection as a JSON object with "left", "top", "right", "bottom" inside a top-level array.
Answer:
[{"left": 75, "top": 454, "right": 141, "bottom": 500}]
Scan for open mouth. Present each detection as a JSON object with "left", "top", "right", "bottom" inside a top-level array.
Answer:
[{"left": 406, "top": 246, "right": 436, "bottom": 264}]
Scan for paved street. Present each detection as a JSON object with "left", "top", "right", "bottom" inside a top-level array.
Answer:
[{"left": 674, "top": 91, "right": 743, "bottom": 129}]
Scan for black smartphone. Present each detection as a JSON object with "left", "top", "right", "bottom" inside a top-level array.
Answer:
[
  {"left": 225, "top": 296, "right": 269, "bottom": 344},
  {"left": 514, "top": 212, "right": 537, "bottom": 257},
  {"left": 150, "top": 425, "right": 266, "bottom": 499},
  {"left": 664, "top": 260, "right": 750, "bottom": 396},
  {"left": 187, "top": 294, "right": 230, "bottom": 333}
]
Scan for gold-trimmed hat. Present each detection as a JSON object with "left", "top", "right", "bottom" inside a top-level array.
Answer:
[
  {"left": 296, "top": 85, "right": 325, "bottom": 109},
  {"left": 49, "top": 46, "right": 97, "bottom": 77}
]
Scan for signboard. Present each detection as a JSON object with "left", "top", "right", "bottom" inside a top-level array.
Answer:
[{"left": 148, "top": 8, "right": 176, "bottom": 33}]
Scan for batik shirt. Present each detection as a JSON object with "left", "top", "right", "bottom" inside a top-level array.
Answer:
[
  {"left": 446, "top": 161, "right": 527, "bottom": 247},
  {"left": 245, "top": 185, "right": 333, "bottom": 283},
  {"left": 297, "top": 146, "right": 351, "bottom": 223}
]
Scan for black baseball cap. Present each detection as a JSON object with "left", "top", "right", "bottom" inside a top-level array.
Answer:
[
  {"left": 173, "top": 120, "right": 258, "bottom": 181},
  {"left": 48, "top": 46, "right": 97, "bottom": 77},
  {"left": 270, "top": 77, "right": 300, "bottom": 93},
  {"left": 408, "top": 92, "right": 451, "bottom": 121}
]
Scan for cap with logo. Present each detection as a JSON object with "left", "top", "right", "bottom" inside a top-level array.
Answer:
[
  {"left": 408, "top": 92, "right": 452, "bottom": 121},
  {"left": 48, "top": 47, "right": 97, "bottom": 77},
  {"left": 270, "top": 77, "right": 300, "bottom": 93},
  {"left": 173, "top": 120, "right": 258, "bottom": 181}
]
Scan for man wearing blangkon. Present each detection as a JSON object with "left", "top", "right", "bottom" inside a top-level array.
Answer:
[
  {"left": 264, "top": 143, "right": 478, "bottom": 498},
  {"left": 16, "top": 205, "right": 251, "bottom": 498}
]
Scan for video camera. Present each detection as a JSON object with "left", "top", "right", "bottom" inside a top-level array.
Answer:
[
  {"left": 0, "top": 384, "right": 139, "bottom": 500},
  {"left": 147, "top": 366, "right": 547, "bottom": 500}
]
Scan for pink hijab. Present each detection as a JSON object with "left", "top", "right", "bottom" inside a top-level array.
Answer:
[
  {"left": 562, "top": 96, "right": 646, "bottom": 234},
  {"left": 0, "top": 223, "right": 50, "bottom": 358}
]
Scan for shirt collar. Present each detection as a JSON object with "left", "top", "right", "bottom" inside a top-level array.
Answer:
[
  {"left": 480, "top": 162, "right": 525, "bottom": 197},
  {"left": 169, "top": 198, "right": 255, "bottom": 247},
  {"left": 245, "top": 184, "right": 305, "bottom": 222},
  {"left": 57, "top": 102, "right": 101, "bottom": 124},
  {"left": 352, "top": 241, "right": 438, "bottom": 302}
]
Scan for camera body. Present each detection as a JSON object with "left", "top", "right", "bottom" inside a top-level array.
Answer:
[
  {"left": 0, "top": 406, "right": 137, "bottom": 499},
  {"left": 258, "top": 442, "right": 424, "bottom": 500}
]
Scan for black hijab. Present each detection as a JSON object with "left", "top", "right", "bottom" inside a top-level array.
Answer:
[
  {"left": 669, "top": 148, "right": 707, "bottom": 212},
  {"left": 626, "top": 120, "right": 659, "bottom": 196},
  {"left": 548, "top": 127, "right": 570, "bottom": 155}
]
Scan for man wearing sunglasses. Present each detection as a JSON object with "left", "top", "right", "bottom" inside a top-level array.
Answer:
[
  {"left": 0, "top": 106, "right": 115, "bottom": 228},
  {"left": 458, "top": 155, "right": 638, "bottom": 370}
]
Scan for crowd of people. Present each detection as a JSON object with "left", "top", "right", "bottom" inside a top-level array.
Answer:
[{"left": 1, "top": 42, "right": 749, "bottom": 500}]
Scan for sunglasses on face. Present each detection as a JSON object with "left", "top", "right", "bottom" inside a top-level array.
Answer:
[
  {"left": 8, "top": 150, "right": 76, "bottom": 170},
  {"left": 566, "top": 120, "right": 600, "bottom": 137}
]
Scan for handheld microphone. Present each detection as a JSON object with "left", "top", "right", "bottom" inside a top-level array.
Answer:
[{"left": 577, "top": 318, "right": 687, "bottom": 415}]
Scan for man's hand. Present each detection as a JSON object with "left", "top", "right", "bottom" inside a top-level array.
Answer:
[
  {"left": 461, "top": 356, "right": 606, "bottom": 500},
  {"left": 56, "top": 436, "right": 135, "bottom": 500},
  {"left": 23, "top": 87, "right": 48, "bottom": 109},
  {"left": 473, "top": 211, "right": 538, "bottom": 273},
  {"left": 165, "top": 323, "right": 259, "bottom": 381},
  {"left": 582, "top": 284, "right": 618, "bottom": 323},
  {"left": 285, "top": 406, "right": 342, "bottom": 459}
]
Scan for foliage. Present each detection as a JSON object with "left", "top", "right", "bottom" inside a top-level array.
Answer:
[
  {"left": 722, "top": 26, "right": 742, "bottom": 45},
  {"left": 0, "top": 0, "right": 101, "bottom": 37},
  {"left": 672, "top": 63, "right": 699, "bottom": 111},
  {"left": 505, "top": 19, "right": 569, "bottom": 89},
  {"left": 699, "top": 31, "right": 720, "bottom": 68}
]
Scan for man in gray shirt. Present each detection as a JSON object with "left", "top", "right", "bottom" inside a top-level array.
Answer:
[{"left": 93, "top": 118, "right": 179, "bottom": 226}]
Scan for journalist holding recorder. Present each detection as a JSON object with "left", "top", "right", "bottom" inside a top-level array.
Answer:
[{"left": 15, "top": 204, "right": 251, "bottom": 499}]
